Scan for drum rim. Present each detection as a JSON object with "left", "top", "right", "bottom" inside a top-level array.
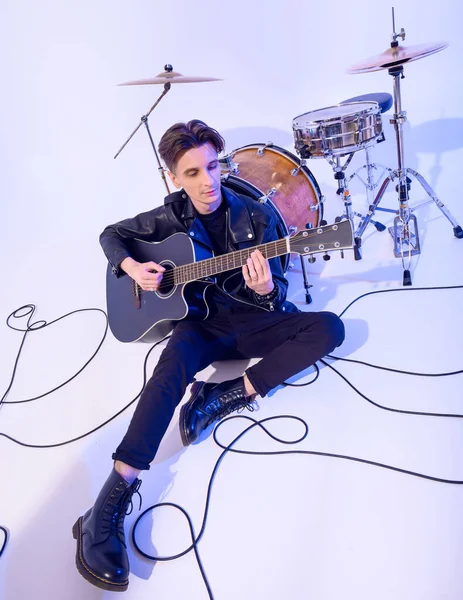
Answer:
[
  {"left": 293, "top": 101, "right": 380, "bottom": 126},
  {"left": 221, "top": 173, "right": 290, "bottom": 237},
  {"left": 221, "top": 173, "right": 291, "bottom": 273}
]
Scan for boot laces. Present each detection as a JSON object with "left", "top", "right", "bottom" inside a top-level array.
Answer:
[
  {"left": 101, "top": 480, "right": 143, "bottom": 542},
  {"left": 203, "top": 395, "right": 258, "bottom": 428}
]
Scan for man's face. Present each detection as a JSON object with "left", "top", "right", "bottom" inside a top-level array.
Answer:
[{"left": 168, "top": 142, "right": 222, "bottom": 214}]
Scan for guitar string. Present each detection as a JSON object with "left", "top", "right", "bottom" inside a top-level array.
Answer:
[
  {"left": 139, "top": 239, "right": 289, "bottom": 292},
  {"left": 134, "top": 228, "right": 346, "bottom": 293}
]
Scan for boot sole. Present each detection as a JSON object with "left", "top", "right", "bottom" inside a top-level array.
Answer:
[
  {"left": 179, "top": 381, "right": 204, "bottom": 447},
  {"left": 72, "top": 517, "right": 129, "bottom": 592}
]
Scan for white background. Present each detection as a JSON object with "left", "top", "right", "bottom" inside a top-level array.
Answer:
[{"left": 1, "top": 1, "right": 463, "bottom": 599}]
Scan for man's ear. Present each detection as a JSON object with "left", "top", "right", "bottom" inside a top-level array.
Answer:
[{"left": 168, "top": 171, "right": 181, "bottom": 189}]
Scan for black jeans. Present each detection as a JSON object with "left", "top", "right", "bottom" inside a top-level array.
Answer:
[{"left": 113, "top": 310, "right": 345, "bottom": 470}]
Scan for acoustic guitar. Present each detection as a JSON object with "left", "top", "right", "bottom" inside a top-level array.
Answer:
[{"left": 106, "top": 220, "right": 353, "bottom": 343}]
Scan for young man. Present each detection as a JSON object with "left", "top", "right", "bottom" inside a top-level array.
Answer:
[{"left": 73, "top": 120, "right": 345, "bottom": 591}]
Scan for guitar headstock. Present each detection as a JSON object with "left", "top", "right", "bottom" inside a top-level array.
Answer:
[{"left": 289, "top": 220, "right": 353, "bottom": 256}]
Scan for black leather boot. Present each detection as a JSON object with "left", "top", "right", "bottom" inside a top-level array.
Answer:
[
  {"left": 180, "top": 376, "right": 256, "bottom": 446},
  {"left": 72, "top": 469, "right": 141, "bottom": 592}
]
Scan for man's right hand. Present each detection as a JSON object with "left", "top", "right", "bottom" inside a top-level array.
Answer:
[{"left": 120, "top": 257, "right": 165, "bottom": 292}]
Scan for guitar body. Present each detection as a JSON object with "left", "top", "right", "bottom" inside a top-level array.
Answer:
[{"left": 106, "top": 233, "right": 213, "bottom": 343}]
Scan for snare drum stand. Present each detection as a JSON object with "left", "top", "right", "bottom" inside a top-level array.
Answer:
[{"left": 327, "top": 153, "right": 385, "bottom": 260}]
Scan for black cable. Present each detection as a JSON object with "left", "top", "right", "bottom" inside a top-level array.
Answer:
[
  {"left": 0, "top": 526, "right": 8, "bottom": 559},
  {"left": 283, "top": 362, "right": 320, "bottom": 387},
  {"left": 1, "top": 304, "right": 109, "bottom": 406},
  {"left": 337, "top": 284, "right": 463, "bottom": 319},
  {"left": 131, "top": 408, "right": 463, "bottom": 599},
  {"left": 129, "top": 283, "right": 463, "bottom": 598},
  {"left": 285, "top": 283, "right": 463, "bottom": 387},
  {"left": 0, "top": 303, "right": 170, "bottom": 447},
  {"left": 2, "top": 283, "right": 463, "bottom": 598},
  {"left": 320, "top": 358, "right": 463, "bottom": 419},
  {"left": 325, "top": 353, "right": 463, "bottom": 377},
  {"left": 131, "top": 416, "right": 309, "bottom": 599}
]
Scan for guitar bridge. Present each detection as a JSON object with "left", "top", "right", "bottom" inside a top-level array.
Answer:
[{"left": 132, "top": 280, "right": 141, "bottom": 309}]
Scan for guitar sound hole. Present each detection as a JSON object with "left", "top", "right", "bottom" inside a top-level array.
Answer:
[{"left": 157, "top": 262, "right": 175, "bottom": 298}]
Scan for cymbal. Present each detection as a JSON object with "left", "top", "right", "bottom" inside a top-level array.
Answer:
[
  {"left": 347, "top": 41, "right": 448, "bottom": 74},
  {"left": 119, "top": 70, "right": 222, "bottom": 86}
]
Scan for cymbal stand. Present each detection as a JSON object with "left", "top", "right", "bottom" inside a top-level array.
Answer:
[
  {"left": 114, "top": 64, "right": 174, "bottom": 195},
  {"left": 374, "top": 15, "right": 463, "bottom": 285}
]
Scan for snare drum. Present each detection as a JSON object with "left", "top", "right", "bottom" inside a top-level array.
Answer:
[
  {"left": 221, "top": 174, "right": 290, "bottom": 273},
  {"left": 220, "top": 144, "right": 323, "bottom": 241},
  {"left": 292, "top": 101, "right": 383, "bottom": 158}
]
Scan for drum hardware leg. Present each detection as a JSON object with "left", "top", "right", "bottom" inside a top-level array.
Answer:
[
  {"left": 114, "top": 73, "right": 172, "bottom": 195},
  {"left": 404, "top": 168, "right": 463, "bottom": 238},
  {"left": 351, "top": 174, "right": 393, "bottom": 255},
  {"left": 386, "top": 64, "right": 421, "bottom": 274},
  {"left": 345, "top": 143, "right": 393, "bottom": 234},
  {"left": 347, "top": 163, "right": 392, "bottom": 200},
  {"left": 299, "top": 255, "right": 313, "bottom": 304},
  {"left": 353, "top": 237, "right": 362, "bottom": 261},
  {"left": 141, "top": 116, "right": 172, "bottom": 195},
  {"left": 365, "top": 145, "right": 376, "bottom": 205},
  {"left": 331, "top": 156, "right": 357, "bottom": 232},
  {"left": 372, "top": 220, "right": 386, "bottom": 232},
  {"left": 352, "top": 210, "right": 386, "bottom": 232},
  {"left": 291, "top": 224, "right": 313, "bottom": 301},
  {"left": 393, "top": 212, "right": 418, "bottom": 286},
  {"left": 373, "top": 172, "right": 397, "bottom": 214}
]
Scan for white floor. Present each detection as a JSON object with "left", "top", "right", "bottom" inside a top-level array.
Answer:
[{"left": 1, "top": 174, "right": 463, "bottom": 599}]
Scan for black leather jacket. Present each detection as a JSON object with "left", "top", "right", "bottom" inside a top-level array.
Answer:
[{"left": 99, "top": 185, "right": 298, "bottom": 313}]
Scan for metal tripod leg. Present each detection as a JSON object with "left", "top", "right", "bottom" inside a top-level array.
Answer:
[
  {"left": 354, "top": 174, "right": 393, "bottom": 255},
  {"left": 299, "top": 255, "right": 313, "bottom": 304},
  {"left": 406, "top": 168, "right": 463, "bottom": 238}
]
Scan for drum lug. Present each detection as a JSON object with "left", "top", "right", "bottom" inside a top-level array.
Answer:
[
  {"left": 228, "top": 160, "right": 240, "bottom": 175},
  {"left": 219, "top": 153, "right": 240, "bottom": 175},
  {"left": 291, "top": 159, "right": 307, "bottom": 176},
  {"left": 310, "top": 195, "right": 326, "bottom": 211},
  {"left": 257, "top": 142, "right": 274, "bottom": 157},
  {"left": 266, "top": 187, "right": 277, "bottom": 199}
]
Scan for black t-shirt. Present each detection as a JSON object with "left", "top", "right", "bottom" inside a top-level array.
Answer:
[
  {"left": 198, "top": 201, "right": 258, "bottom": 315},
  {"left": 198, "top": 200, "right": 228, "bottom": 256}
]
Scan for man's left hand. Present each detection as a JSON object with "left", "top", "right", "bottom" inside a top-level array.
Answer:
[{"left": 242, "top": 249, "right": 275, "bottom": 296}]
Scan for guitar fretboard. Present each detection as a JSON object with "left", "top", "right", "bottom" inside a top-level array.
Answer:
[{"left": 173, "top": 238, "right": 289, "bottom": 284}]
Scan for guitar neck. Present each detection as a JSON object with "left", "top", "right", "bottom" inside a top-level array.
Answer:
[{"left": 174, "top": 238, "right": 289, "bottom": 284}]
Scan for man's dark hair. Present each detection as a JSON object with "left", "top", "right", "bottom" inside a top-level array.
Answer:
[{"left": 158, "top": 119, "right": 225, "bottom": 172}]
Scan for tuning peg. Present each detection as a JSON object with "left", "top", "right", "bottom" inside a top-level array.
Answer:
[
  {"left": 308, "top": 255, "right": 316, "bottom": 264},
  {"left": 323, "top": 253, "right": 331, "bottom": 261}
]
